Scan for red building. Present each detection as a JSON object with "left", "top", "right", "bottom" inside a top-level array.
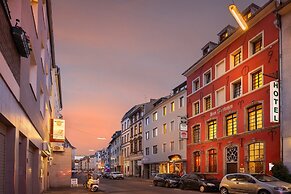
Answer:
[{"left": 183, "top": 2, "right": 280, "bottom": 179}]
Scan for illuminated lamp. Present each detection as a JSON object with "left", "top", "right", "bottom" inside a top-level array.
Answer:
[{"left": 229, "top": 4, "right": 248, "bottom": 31}]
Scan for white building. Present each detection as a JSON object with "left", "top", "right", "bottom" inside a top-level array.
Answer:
[{"left": 143, "top": 82, "right": 187, "bottom": 179}]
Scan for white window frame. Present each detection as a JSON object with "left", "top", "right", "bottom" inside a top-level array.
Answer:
[
  {"left": 203, "top": 94, "right": 212, "bottom": 111},
  {"left": 203, "top": 68, "right": 212, "bottom": 86},
  {"left": 192, "top": 77, "right": 200, "bottom": 93},
  {"left": 153, "top": 128, "right": 158, "bottom": 138},
  {"left": 230, "top": 77, "right": 243, "bottom": 100},
  {"left": 153, "top": 112, "right": 158, "bottom": 121},
  {"left": 215, "top": 86, "right": 226, "bottom": 107},
  {"left": 215, "top": 58, "right": 226, "bottom": 78},
  {"left": 248, "top": 66, "right": 264, "bottom": 92},
  {"left": 248, "top": 31, "right": 264, "bottom": 58},
  {"left": 230, "top": 46, "right": 243, "bottom": 69},
  {"left": 145, "top": 131, "right": 149, "bottom": 140}
]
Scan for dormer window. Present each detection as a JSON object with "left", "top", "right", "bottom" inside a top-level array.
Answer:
[
  {"left": 202, "top": 42, "right": 217, "bottom": 56},
  {"left": 217, "top": 25, "right": 236, "bottom": 43}
]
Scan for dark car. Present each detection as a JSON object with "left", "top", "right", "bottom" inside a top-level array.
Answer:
[
  {"left": 179, "top": 173, "right": 220, "bottom": 192},
  {"left": 153, "top": 173, "right": 181, "bottom": 188}
]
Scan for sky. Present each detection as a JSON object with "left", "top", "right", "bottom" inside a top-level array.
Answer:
[{"left": 51, "top": 0, "right": 268, "bottom": 155}]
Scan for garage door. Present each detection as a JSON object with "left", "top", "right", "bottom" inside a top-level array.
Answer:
[{"left": 0, "top": 124, "right": 6, "bottom": 194}]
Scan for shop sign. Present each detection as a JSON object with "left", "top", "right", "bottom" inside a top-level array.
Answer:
[
  {"left": 51, "top": 142, "right": 64, "bottom": 152},
  {"left": 52, "top": 119, "right": 65, "bottom": 141},
  {"left": 180, "top": 123, "right": 187, "bottom": 131},
  {"left": 180, "top": 131, "right": 187, "bottom": 139},
  {"left": 270, "top": 81, "right": 279, "bottom": 123}
]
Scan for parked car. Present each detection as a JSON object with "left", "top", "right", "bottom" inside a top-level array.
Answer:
[
  {"left": 153, "top": 173, "right": 181, "bottom": 188},
  {"left": 219, "top": 173, "right": 291, "bottom": 194},
  {"left": 109, "top": 172, "right": 124, "bottom": 179},
  {"left": 102, "top": 172, "right": 111, "bottom": 179},
  {"left": 179, "top": 173, "right": 220, "bottom": 192}
]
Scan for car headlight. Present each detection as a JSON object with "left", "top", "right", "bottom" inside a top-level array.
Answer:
[
  {"left": 274, "top": 187, "right": 287, "bottom": 191},
  {"left": 206, "top": 183, "right": 215, "bottom": 186}
]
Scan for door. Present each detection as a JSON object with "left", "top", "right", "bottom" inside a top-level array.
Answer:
[
  {"left": 226, "top": 146, "right": 238, "bottom": 174},
  {"left": 27, "top": 147, "right": 34, "bottom": 194},
  {"left": 0, "top": 125, "right": 5, "bottom": 194}
]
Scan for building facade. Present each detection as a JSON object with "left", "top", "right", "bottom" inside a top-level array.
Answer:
[
  {"left": 109, "top": 130, "right": 122, "bottom": 172},
  {"left": 121, "top": 100, "right": 156, "bottom": 176},
  {"left": 183, "top": 2, "right": 280, "bottom": 179},
  {"left": 143, "top": 82, "right": 187, "bottom": 179},
  {"left": 0, "top": 0, "right": 61, "bottom": 193}
]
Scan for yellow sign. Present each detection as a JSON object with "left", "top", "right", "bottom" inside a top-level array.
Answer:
[{"left": 53, "top": 119, "right": 65, "bottom": 140}]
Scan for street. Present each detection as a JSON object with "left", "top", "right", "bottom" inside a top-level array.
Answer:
[{"left": 44, "top": 176, "right": 219, "bottom": 194}]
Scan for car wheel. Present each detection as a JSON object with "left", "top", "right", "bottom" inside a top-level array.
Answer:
[
  {"left": 165, "top": 182, "right": 170, "bottom": 188},
  {"left": 258, "top": 190, "right": 270, "bottom": 194},
  {"left": 199, "top": 185, "right": 205, "bottom": 192},
  {"left": 220, "top": 187, "right": 228, "bottom": 194}
]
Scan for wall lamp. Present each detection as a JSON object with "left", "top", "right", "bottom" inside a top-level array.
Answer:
[{"left": 229, "top": 4, "right": 248, "bottom": 31}]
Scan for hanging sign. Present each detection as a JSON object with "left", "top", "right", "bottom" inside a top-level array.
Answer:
[{"left": 270, "top": 81, "right": 279, "bottom": 123}]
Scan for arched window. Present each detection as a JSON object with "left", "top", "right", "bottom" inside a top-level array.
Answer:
[
  {"left": 248, "top": 142, "right": 264, "bottom": 173},
  {"left": 193, "top": 151, "right": 200, "bottom": 172}
]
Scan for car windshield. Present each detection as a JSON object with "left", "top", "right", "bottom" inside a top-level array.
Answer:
[
  {"left": 197, "top": 174, "right": 216, "bottom": 180},
  {"left": 165, "top": 174, "right": 180, "bottom": 178},
  {"left": 252, "top": 174, "right": 280, "bottom": 182}
]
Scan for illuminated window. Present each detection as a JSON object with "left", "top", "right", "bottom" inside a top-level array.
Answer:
[
  {"left": 226, "top": 113, "right": 237, "bottom": 136},
  {"left": 204, "top": 96, "right": 212, "bottom": 111},
  {"left": 171, "top": 101, "right": 175, "bottom": 112},
  {"left": 248, "top": 104, "right": 263, "bottom": 131},
  {"left": 153, "top": 112, "right": 158, "bottom": 121},
  {"left": 193, "top": 101, "right": 200, "bottom": 115},
  {"left": 145, "top": 131, "right": 149, "bottom": 140},
  {"left": 153, "top": 128, "right": 158, "bottom": 137},
  {"left": 163, "top": 123, "right": 167, "bottom": 134},
  {"left": 208, "top": 149, "right": 217, "bottom": 172},
  {"left": 163, "top": 106, "right": 167, "bottom": 116},
  {"left": 253, "top": 37, "right": 262, "bottom": 54},
  {"left": 252, "top": 70, "right": 263, "bottom": 90},
  {"left": 248, "top": 142, "right": 264, "bottom": 173},
  {"left": 233, "top": 50, "right": 242, "bottom": 66},
  {"left": 193, "top": 151, "right": 201, "bottom": 172},
  {"left": 193, "top": 125, "right": 200, "bottom": 143},
  {"left": 208, "top": 120, "right": 217, "bottom": 140},
  {"left": 139, "top": 123, "right": 142, "bottom": 133}
]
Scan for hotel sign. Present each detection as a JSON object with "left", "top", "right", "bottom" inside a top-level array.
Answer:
[
  {"left": 270, "top": 81, "right": 279, "bottom": 123},
  {"left": 52, "top": 119, "right": 65, "bottom": 141}
]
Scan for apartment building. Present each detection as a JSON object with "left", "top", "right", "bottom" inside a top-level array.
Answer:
[
  {"left": 0, "top": 0, "right": 62, "bottom": 193},
  {"left": 143, "top": 82, "right": 187, "bottom": 179},
  {"left": 183, "top": 2, "right": 280, "bottom": 179},
  {"left": 109, "top": 130, "right": 122, "bottom": 172},
  {"left": 121, "top": 100, "right": 156, "bottom": 176}
]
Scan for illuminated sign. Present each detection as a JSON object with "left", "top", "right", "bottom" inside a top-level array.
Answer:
[
  {"left": 270, "top": 81, "right": 279, "bottom": 123},
  {"left": 52, "top": 119, "right": 65, "bottom": 141}
]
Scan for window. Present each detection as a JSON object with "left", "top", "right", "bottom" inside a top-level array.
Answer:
[
  {"left": 248, "top": 104, "right": 263, "bottom": 131},
  {"left": 146, "top": 117, "right": 149, "bottom": 125},
  {"left": 233, "top": 50, "right": 242, "bottom": 66},
  {"left": 192, "top": 78, "right": 200, "bottom": 93},
  {"left": 145, "top": 147, "right": 149, "bottom": 155},
  {"left": 170, "top": 121, "right": 174, "bottom": 131},
  {"left": 204, "top": 95, "right": 212, "bottom": 111},
  {"left": 208, "top": 120, "right": 217, "bottom": 140},
  {"left": 163, "top": 106, "right": 167, "bottom": 116},
  {"left": 31, "top": 0, "right": 39, "bottom": 33},
  {"left": 179, "top": 96, "right": 185, "bottom": 108},
  {"left": 253, "top": 37, "right": 262, "bottom": 54},
  {"left": 170, "top": 141, "right": 174, "bottom": 151},
  {"left": 252, "top": 69, "right": 263, "bottom": 90},
  {"left": 216, "top": 88, "right": 225, "bottom": 107},
  {"left": 163, "top": 123, "right": 167, "bottom": 134},
  {"left": 170, "top": 101, "right": 175, "bottom": 112},
  {"left": 226, "top": 113, "right": 237, "bottom": 136},
  {"left": 193, "top": 101, "right": 200, "bottom": 115},
  {"left": 153, "top": 112, "right": 158, "bottom": 121},
  {"left": 193, "top": 151, "right": 201, "bottom": 172},
  {"left": 134, "top": 125, "right": 138, "bottom": 135},
  {"left": 208, "top": 149, "right": 217, "bottom": 172},
  {"left": 29, "top": 52, "right": 38, "bottom": 97},
  {"left": 162, "top": 143, "right": 166, "bottom": 152},
  {"left": 215, "top": 60, "right": 225, "bottom": 78},
  {"left": 249, "top": 33, "right": 263, "bottom": 56},
  {"left": 248, "top": 142, "right": 264, "bottom": 173},
  {"left": 153, "top": 128, "right": 158, "bottom": 137},
  {"left": 153, "top": 145, "right": 158, "bottom": 154},
  {"left": 139, "top": 123, "right": 142, "bottom": 133},
  {"left": 204, "top": 70, "right": 212, "bottom": 85},
  {"left": 192, "top": 125, "right": 200, "bottom": 143},
  {"left": 139, "top": 140, "right": 142, "bottom": 151},
  {"left": 179, "top": 140, "right": 183, "bottom": 150},
  {"left": 232, "top": 80, "right": 242, "bottom": 99},
  {"left": 40, "top": 87, "right": 44, "bottom": 116},
  {"left": 145, "top": 131, "right": 149, "bottom": 140}
]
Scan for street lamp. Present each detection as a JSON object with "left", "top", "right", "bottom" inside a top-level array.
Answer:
[{"left": 229, "top": 4, "right": 248, "bottom": 31}]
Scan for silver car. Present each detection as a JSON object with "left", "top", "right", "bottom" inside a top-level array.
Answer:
[{"left": 220, "top": 173, "right": 291, "bottom": 194}]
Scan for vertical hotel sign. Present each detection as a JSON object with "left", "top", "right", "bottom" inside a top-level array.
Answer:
[
  {"left": 52, "top": 119, "right": 65, "bottom": 141},
  {"left": 270, "top": 81, "right": 279, "bottom": 123}
]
